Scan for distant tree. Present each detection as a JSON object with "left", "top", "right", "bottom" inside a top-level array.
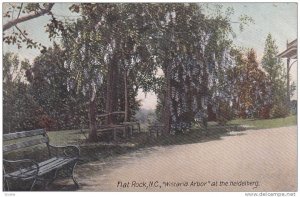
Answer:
[
  {"left": 25, "top": 43, "right": 94, "bottom": 130},
  {"left": 135, "top": 109, "right": 156, "bottom": 124},
  {"left": 229, "top": 49, "right": 272, "bottom": 118},
  {"left": 261, "top": 33, "right": 294, "bottom": 117},
  {"left": 3, "top": 53, "right": 46, "bottom": 132}
]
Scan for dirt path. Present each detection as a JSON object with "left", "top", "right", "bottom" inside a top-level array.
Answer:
[{"left": 64, "top": 126, "right": 297, "bottom": 192}]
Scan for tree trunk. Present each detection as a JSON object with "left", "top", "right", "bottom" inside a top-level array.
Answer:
[
  {"left": 105, "top": 51, "right": 119, "bottom": 125},
  {"left": 106, "top": 62, "right": 114, "bottom": 125},
  {"left": 163, "top": 63, "right": 172, "bottom": 134},
  {"left": 83, "top": 29, "right": 97, "bottom": 142}
]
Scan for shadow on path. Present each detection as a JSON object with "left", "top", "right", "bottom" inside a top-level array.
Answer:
[{"left": 45, "top": 124, "right": 251, "bottom": 191}]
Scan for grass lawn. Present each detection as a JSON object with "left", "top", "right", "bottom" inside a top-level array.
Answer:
[
  {"left": 46, "top": 115, "right": 297, "bottom": 146},
  {"left": 228, "top": 115, "right": 297, "bottom": 129},
  {"left": 5, "top": 115, "right": 297, "bottom": 163},
  {"left": 47, "top": 129, "right": 86, "bottom": 145}
]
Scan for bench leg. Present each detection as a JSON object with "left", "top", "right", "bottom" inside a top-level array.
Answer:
[
  {"left": 71, "top": 162, "right": 79, "bottom": 188},
  {"left": 3, "top": 177, "right": 37, "bottom": 191},
  {"left": 56, "top": 161, "right": 79, "bottom": 189},
  {"left": 3, "top": 177, "right": 10, "bottom": 191},
  {"left": 43, "top": 169, "right": 59, "bottom": 189},
  {"left": 30, "top": 179, "right": 37, "bottom": 191},
  {"left": 4, "top": 178, "right": 38, "bottom": 191}
]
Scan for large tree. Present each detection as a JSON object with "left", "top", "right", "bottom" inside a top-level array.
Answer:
[{"left": 57, "top": 12, "right": 105, "bottom": 141}]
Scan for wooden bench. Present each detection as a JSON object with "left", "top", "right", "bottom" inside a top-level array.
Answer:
[{"left": 3, "top": 129, "right": 80, "bottom": 191}]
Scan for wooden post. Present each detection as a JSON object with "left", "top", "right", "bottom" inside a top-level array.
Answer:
[
  {"left": 137, "top": 122, "right": 141, "bottom": 133},
  {"left": 129, "top": 125, "right": 133, "bottom": 137},
  {"left": 88, "top": 89, "right": 97, "bottom": 142},
  {"left": 123, "top": 127, "right": 126, "bottom": 138},
  {"left": 287, "top": 58, "right": 291, "bottom": 109}
]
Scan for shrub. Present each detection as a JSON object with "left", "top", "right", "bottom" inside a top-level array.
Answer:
[{"left": 270, "top": 104, "right": 289, "bottom": 118}]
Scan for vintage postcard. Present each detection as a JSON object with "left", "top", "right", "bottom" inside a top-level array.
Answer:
[{"left": 2, "top": 2, "right": 297, "bottom": 195}]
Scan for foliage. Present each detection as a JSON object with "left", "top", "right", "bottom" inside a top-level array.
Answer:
[
  {"left": 3, "top": 3, "right": 54, "bottom": 51},
  {"left": 26, "top": 43, "right": 95, "bottom": 130},
  {"left": 151, "top": 4, "right": 240, "bottom": 133},
  {"left": 4, "top": 3, "right": 259, "bottom": 137},
  {"left": 261, "top": 33, "right": 293, "bottom": 118},
  {"left": 55, "top": 4, "right": 160, "bottom": 139},
  {"left": 229, "top": 49, "right": 272, "bottom": 119},
  {"left": 135, "top": 109, "right": 156, "bottom": 124},
  {"left": 3, "top": 53, "right": 45, "bottom": 133},
  {"left": 270, "top": 104, "right": 290, "bottom": 118},
  {"left": 48, "top": 3, "right": 254, "bottom": 134}
]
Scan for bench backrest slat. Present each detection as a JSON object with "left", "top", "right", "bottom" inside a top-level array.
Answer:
[
  {"left": 3, "top": 129, "right": 46, "bottom": 141},
  {"left": 3, "top": 129, "right": 49, "bottom": 154},
  {"left": 3, "top": 136, "right": 49, "bottom": 153}
]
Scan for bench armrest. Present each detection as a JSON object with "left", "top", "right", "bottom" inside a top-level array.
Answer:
[
  {"left": 3, "top": 159, "right": 39, "bottom": 179},
  {"left": 48, "top": 144, "right": 80, "bottom": 158}
]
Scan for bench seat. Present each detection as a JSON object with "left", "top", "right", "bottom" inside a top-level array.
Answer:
[{"left": 5, "top": 157, "right": 77, "bottom": 180}]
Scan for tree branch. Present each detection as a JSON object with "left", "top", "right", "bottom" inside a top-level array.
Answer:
[
  {"left": 16, "top": 3, "right": 23, "bottom": 20},
  {"left": 14, "top": 25, "right": 30, "bottom": 43},
  {"left": 3, "top": 3, "right": 54, "bottom": 31}
]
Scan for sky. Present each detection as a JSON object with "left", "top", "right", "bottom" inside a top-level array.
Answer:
[{"left": 2, "top": 2, "right": 298, "bottom": 110}]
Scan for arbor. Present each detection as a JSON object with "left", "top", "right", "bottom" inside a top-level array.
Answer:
[
  {"left": 56, "top": 4, "right": 156, "bottom": 140},
  {"left": 152, "top": 4, "right": 237, "bottom": 133},
  {"left": 261, "top": 34, "right": 293, "bottom": 117}
]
